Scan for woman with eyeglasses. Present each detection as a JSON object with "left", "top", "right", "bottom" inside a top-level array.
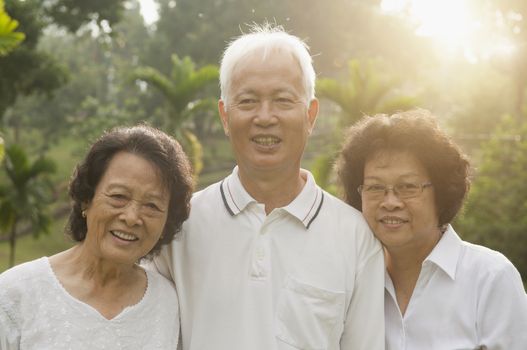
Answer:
[{"left": 337, "top": 109, "right": 527, "bottom": 349}]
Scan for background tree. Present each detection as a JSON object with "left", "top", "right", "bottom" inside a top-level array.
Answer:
[
  {"left": 312, "top": 59, "right": 418, "bottom": 190},
  {"left": 0, "top": 0, "right": 127, "bottom": 121},
  {"left": 2, "top": 2, "right": 153, "bottom": 151},
  {"left": 318, "top": 59, "right": 418, "bottom": 127},
  {"left": 131, "top": 54, "right": 219, "bottom": 175},
  {"left": 456, "top": 115, "right": 527, "bottom": 284},
  {"left": 0, "top": 0, "right": 24, "bottom": 56},
  {"left": 0, "top": 144, "right": 56, "bottom": 267}
]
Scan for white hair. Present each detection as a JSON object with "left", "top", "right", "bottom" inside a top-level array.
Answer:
[{"left": 219, "top": 23, "right": 316, "bottom": 108}]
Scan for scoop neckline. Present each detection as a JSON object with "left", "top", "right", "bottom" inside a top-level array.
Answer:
[{"left": 42, "top": 256, "right": 152, "bottom": 322}]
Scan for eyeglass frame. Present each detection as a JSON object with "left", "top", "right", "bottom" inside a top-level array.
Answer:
[{"left": 357, "top": 182, "right": 433, "bottom": 200}]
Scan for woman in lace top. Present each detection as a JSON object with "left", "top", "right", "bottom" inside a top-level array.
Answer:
[{"left": 0, "top": 124, "right": 193, "bottom": 349}]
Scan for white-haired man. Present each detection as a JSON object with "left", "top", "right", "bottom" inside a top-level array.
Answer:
[{"left": 153, "top": 24, "right": 385, "bottom": 350}]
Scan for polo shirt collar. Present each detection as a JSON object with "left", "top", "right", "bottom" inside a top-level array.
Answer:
[
  {"left": 424, "top": 225, "right": 462, "bottom": 280},
  {"left": 220, "top": 167, "right": 324, "bottom": 229},
  {"left": 220, "top": 166, "right": 255, "bottom": 216},
  {"left": 282, "top": 169, "right": 324, "bottom": 229}
]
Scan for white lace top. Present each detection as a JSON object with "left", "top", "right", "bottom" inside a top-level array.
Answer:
[{"left": 0, "top": 257, "right": 179, "bottom": 349}]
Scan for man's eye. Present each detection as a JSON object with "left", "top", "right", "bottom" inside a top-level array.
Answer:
[
  {"left": 239, "top": 98, "right": 257, "bottom": 104},
  {"left": 275, "top": 98, "right": 296, "bottom": 108}
]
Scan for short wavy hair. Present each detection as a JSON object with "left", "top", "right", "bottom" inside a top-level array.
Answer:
[
  {"left": 337, "top": 109, "right": 470, "bottom": 227},
  {"left": 66, "top": 124, "right": 193, "bottom": 258}
]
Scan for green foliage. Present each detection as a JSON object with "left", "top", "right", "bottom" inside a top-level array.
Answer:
[
  {"left": 456, "top": 115, "right": 527, "bottom": 282},
  {"left": 131, "top": 54, "right": 219, "bottom": 175},
  {"left": 0, "top": 0, "right": 126, "bottom": 120},
  {"left": 0, "top": 144, "right": 56, "bottom": 267},
  {"left": 312, "top": 59, "right": 418, "bottom": 189},
  {"left": 3, "top": 4, "right": 157, "bottom": 147},
  {"left": 310, "top": 153, "right": 337, "bottom": 195},
  {"left": 0, "top": 0, "right": 25, "bottom": 56},
  {"left": 318, "top": 59, "right": 418, "bottom": 126},
  {"left": 44, "top": 0, "right": 126, "bottom": 32}
]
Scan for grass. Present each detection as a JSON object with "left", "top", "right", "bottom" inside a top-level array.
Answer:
[
  {"left": 0, "top": 216, "right": 74, "bottom": 272},
  {"left": 0, "top": 135, "right": 83, "bottom": 272}
]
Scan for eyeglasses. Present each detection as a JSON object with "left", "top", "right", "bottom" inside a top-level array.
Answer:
[{"left": 357, "top": 182, "right": 433, "bottom": 200}]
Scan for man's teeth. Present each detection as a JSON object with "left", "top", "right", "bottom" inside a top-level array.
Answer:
[
  {"left": 252, "top": 136, "right": 280, "bottom": 146},
  {"left": 111, "top": 231, "right": 138, "bottom": 241}
]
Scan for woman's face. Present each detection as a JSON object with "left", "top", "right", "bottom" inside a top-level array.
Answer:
[
  {"left": 83, "top": 151, "right": 169, "bottom": 264},
  {"left": 361, "top": 151, "right": 441, "bottom": 255}
]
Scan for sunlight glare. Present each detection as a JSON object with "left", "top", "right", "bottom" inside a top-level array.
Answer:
[
  {"left": 139, "top": 0, "right": 159, "bottom": 25},
  {"left": 380, "top": 0, "right": 518, "bottom": 62},
  {"left": 411, "top": 0, "right": 472, "bottom": 45}
]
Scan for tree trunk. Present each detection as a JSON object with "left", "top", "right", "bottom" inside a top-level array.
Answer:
[{"left": 8, "top": 220, "right": 17, "bottom": 268}]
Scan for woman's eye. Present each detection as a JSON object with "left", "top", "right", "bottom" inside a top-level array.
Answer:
[
  {"left": 106, "top": 193, "right": 128, "bottom": 206},
  {"left": 110, "top": 194, "right": 126, "bottom": 200},
  {"left": 400, "top": 183, "right": 419, "bottom": 190},
  {"left": 145, "top": 203, "right": 161, "bottom": 211},
  {"left": 366, "top": 184, "right": 385, "bottom": 192}
]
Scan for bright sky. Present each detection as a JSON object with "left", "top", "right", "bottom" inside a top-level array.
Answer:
[
  {"left": 380, "top": 0, "right": 518, "bottom": 63},
  {"left": 139, "top": 0, "right": 159, "bottom": 25},
  {"left": 137, "top": 0, "right": 518, "bottom": 63}
]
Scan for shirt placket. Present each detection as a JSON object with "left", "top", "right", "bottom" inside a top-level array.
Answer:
[{"left": 249, "top": 204, "right": 272, "bottom": 281}]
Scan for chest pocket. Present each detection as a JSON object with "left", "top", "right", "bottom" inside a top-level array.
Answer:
[{"left": 276, "top": 275, "right": 345, "bottom": 350}]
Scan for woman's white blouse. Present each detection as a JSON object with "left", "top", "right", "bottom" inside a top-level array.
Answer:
[
  {"left": 385, "top": 226, "right": 527, "bottom": 350},
  {"left": 0, "top": 257, "right": 179, "bottom": 349}
]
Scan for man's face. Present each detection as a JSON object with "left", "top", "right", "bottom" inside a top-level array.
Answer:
[{"left": 218, "top": 49, "right": 318, "bottom": 177}]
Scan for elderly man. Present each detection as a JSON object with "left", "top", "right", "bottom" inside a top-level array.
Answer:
[{"left": 153, "top": 24, "right": 385, "bottom": 350}]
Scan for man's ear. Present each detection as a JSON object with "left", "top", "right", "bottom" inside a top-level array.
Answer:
[
  {"left": 306, "top": 98, "right": 319, "bottom": 135},
  {"left": 218, "top": 100, "right": 230, "bottom": 136}
]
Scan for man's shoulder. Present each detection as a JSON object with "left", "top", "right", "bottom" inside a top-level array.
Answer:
[
  {"left": 190, "top": 180, "right": 223, "bottom": 203},
  {"left": 145, "top": 268, "right": 178, "bottom": 297},
  {"left": 318, "top": 189, "right": 364, "bottom": 220},
  {"left": 186, "top": 179, "right": 229, "bottom": 222},
  {"left": 310, "top": 189, "right": 375, "bottom": 245}
]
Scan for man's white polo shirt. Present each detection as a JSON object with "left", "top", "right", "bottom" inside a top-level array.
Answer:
[
  {"left": 154, "top": 167, "right": 384, "bottom": 350},
  {"left": 385, "top": 225, "right": 527, "bottom": 349}
]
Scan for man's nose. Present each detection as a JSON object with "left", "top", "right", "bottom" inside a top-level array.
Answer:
[{"left": 254, "top": 100, "right": 277, "bottom": 126}]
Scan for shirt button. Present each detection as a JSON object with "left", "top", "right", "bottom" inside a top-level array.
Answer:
[{"left": 256, "top": 248, "right": 265, "bottom": 259}]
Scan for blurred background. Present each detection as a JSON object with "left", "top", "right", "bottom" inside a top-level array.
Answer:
[{"left": 0, "top": 0, "right": 525, "bottom": 286}]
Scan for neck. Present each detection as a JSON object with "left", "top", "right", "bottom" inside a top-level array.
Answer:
[
  {"left": 51, "top": 244, "right": 139, "bottom": 288},
  {"left": 385, "top": 226, "right": 442, "bottom": 274},
  {"left": 49, "top": 244, "right": 147, "bottom": 320},
  {"left": 383, "top": 228, "right": 442, "bottom": 315},
  {"left": 237, "top": 166, "right": 306, "bottom": 215}
]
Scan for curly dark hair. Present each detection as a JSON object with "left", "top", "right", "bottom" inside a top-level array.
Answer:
[
  {"left": 337, "top": 109, "right": 470, "bottom": 227},
  {"left": 66, "top": 124, "right": 194, "bottom": 258}
]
